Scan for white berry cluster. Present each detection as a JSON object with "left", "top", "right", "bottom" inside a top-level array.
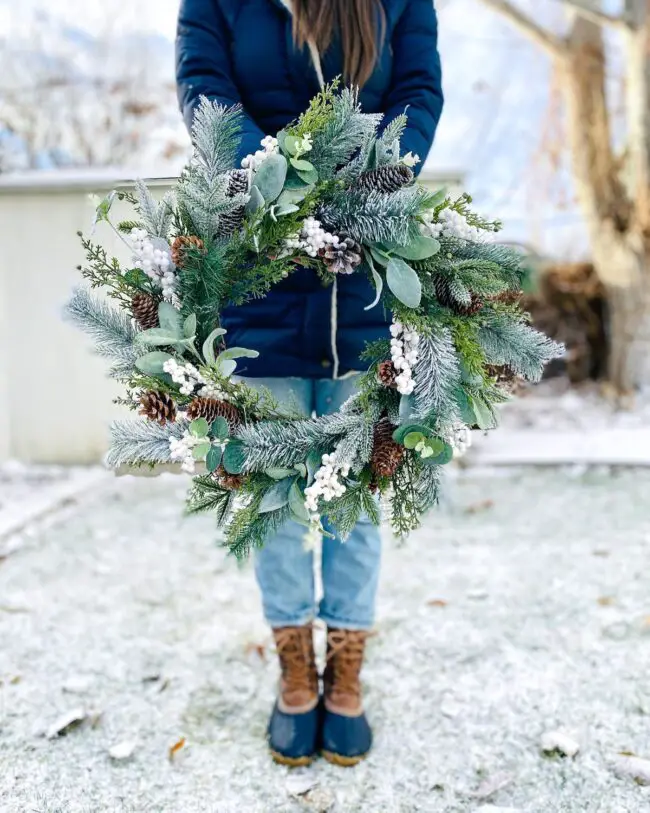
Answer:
[
  {"left": 285, "top": 217, "right": 339, "bottom": 258},
  {"left": 304, "top": 453, "right": 350, "bottom": 517},
  {"left": 169, "top": 431, "right": 199, "bottom": 474},
  {"left": 449, "top": 423, "right": 473, "bottom": 458},
  {"left": 390, "top": 322, "right": 419, "bottom": 395},
  {"left": 241, "top": 135, "right": 278, "bottom": 170},
  {"left": 130, "top": 228, "right": 178, "bottom": 305},
  {"left": 163, "top": 359, "right": 224, "bottom": 398},
  {"left": 424, "top": 208, "right": 486, "bottom": 243}
]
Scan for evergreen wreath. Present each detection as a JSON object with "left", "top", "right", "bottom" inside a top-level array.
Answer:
[{"left": 66, "top": 82, "right": 563, "bottom": 557}]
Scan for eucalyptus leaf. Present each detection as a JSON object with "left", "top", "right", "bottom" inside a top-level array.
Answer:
[
  {"left": 202, "top": 327, "right": 227, "bottom": 366},
  {"left": 399, "top": 393, "right": 417, "bottom": 423},
  {"left": 134, "top": 351, "right": 173, "bottom": 376},
  {"left": 289, "top": 480, "right": 310, "bottom": 522},
  {"left": 223, "top": 440, "right": 245, "bottom": 474},
  {"left": 206, "top": 446, "right": 223, "bottom": 473},
  {"left": 284, "top": 134, "right": 299, "bottom": 156},
  {"left": 253, "top": 153, "right": 287, "bottom": 203},
  {"left": 369, "top": 246, "right": 390, "bottom": 267},
  {"left": 276, "top": 129, "right": 289, "bottom": 152},
  {"left": 424, "top": 437, "right": 446, "bottom": 456},
  {"left": 190, "top": 418, "right": 209, "bottom": 438},
  {"left": 294, "top": 463, "right": 307, "bottom": 479},
  {"left": 274, "top": 203, "right": 300, "bottom": 217},
  {"left": 392, "top": 422, "right": 431, "bottom": 445},
  {"left": 277, "top": 187, "right": 312, "bottom": 207},
  {"left": 404, "top": 432, "right": 424, "bottom": 450},
  {"left": 290, "top": 157, "right": 315, "bottom": 173},
  {"left": 386, "top": 258, "right": 422, "bottom": 309},
  {"left": 135, "top": 328, "right": 181, "bottom": 346},
  {"left": 363, "top": 251, "right": 384, "bottom": 311},
  {"left": 296, "top": 167, "right": 319, "bottom": 185},
  {"left": 158, "top": 301, "right": 182, "bottom": 335},
  {"left": 265, "top": 467, "right": 297, "bottom": 480},
  {"left": 219, "top": 347, "right": 260, "bottom": 361},
  {"left": 216, "top": 358, "right": 238, "bottom": 378},
  {"left": 211, "top": 417, "right": 229, "bottom": 441},
  {"left": 388, "top": 235, "right": 441, "bottom": 261},
  {"left": 306, "top": 450, "right": 322, "bottom": 484},
  {"left": 192, "top": 441, "right": 211, "bottom": 460},
  {"left": 259, "top": 477, "right": 294, "bottom": 514},
  {"left": 423, "top": 442, "right": 454, "bottom": 466},
  {"left": 472, "top": 397, "right": 497, "bottom": 430},
  {"left": 183, "top": 313, "right": 197, "bottom": 339},
  {"left": 246, "top": 185, "right": 265, "bottom": 213},
  {"left": 455, "top": 387, "right": 476, "bottom": 426}
]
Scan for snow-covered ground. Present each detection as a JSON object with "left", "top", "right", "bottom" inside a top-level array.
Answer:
[{"left": 2, "top": 468, "right": 650, "bottom": 812}]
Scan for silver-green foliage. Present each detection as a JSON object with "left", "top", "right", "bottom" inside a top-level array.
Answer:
[
  {"left": 413, "top": 329, "right": 461, "bottom": 426},
  {"left": 310, "top": 88, "right": 383, "bottom": 177},
  {"left": 479, "top": 313, "right": 564, "bottom": 382},
  {"left": 105, "top": 419, "right": 187, "bottom": 468},
  {"left": 65, "top": 288, "right": 142, "bottom": 378},
  {"left": 134, "top": 180, "right": 175, "bottom": 239},
  {"left": 177, "top": 98, "right": 249, "bottom": 239}
]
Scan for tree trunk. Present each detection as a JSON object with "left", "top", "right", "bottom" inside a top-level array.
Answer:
[{"left": 593, "top": 239, "right": 650, "bottom": 392}]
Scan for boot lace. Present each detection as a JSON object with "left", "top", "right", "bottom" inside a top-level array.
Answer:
[
  {"left": 274, "top": 627, "right": 316, "bottom": 695},
  {"left": 326, "top": 629, "right": 367, "bottom": 700}
]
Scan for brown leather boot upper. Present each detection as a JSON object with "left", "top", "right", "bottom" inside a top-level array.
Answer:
[
  {"left": 273, "top": 625, "right": 319, "bottom": 714},
  {"left": 323, "top": 628, "right": 368, "bottom": 717}
]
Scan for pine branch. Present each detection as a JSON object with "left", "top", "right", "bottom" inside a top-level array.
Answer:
[
  {"left": 134, "top": 180, "right": 174, "bottom": 239},
  {"left": 105, "top": 419, "right": 186, "bottom": 468},
  {"left": 478, "top": 312, "right": 564, "bottom": 382},
  {"left": 412, "top": 329, "right": 461, "bottom": 426},
  {"left": 64, "top": 288, "right": 142, "bottom": 378},
  {"left": 324, "top": 482, "right": 381, "bottom": 540}
]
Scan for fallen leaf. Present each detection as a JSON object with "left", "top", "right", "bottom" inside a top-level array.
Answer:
[
  {"left": 168, "top": 737, "right": 186, "bottom": 761},
  {"left": 593, "top": 549, "right": 610, "bottom": 558},
  {"left": 89, "top": 709, "right": 104, "bottom": 729},
  {"left": 109, "top": 741, "right": 137, "bottom": 761},
  {"left": 469, "top": 772, "right": 515, "bottom": 799},
  {"left": 158, "top": 678, "right": 171, "bottom": 693},
  {"left": 46, "top": 708, "right": 87, "bottom": 739},
  {"left": 286, "top": 771, "right": 318, "bottom": 796},
  {"left": 465, "top": 499, "right": 494, "bottom": 515},
  {"left": 540, "top": 729, "right": 580, "bottom": 758},
  {"left": 142, "top": 673, "right": 161, "bottom": 684},
  {"left": 427, "top": 598, "right": 448, "bottom": 608},
  {"left": 9, "top": 675, "right": 21, "bottom": 685},
  {"left": 613, "top": 753, "right": 650, "bottom": 785},
  {"left": 597, "top": 596, "right": 616, "bottom": 607}
]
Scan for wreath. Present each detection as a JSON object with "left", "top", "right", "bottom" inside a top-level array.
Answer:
[{"left": 66, "top": 82, "right": 562, "bottom": 557}]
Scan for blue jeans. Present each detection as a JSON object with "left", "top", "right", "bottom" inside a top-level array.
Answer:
[{"left": 248, "top": 377, "right": 382, "bottom": 631}]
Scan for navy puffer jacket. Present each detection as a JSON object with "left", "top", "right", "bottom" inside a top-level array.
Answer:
[{"left": 176, "top": 0, "right": 443, "bottom": 378}]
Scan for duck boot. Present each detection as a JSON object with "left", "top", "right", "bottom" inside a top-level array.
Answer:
[
  {"left": 268, "top": 624, "right": 319, "bottom": 766},
  {"left": 320, "top": 628, "right": 372, "bottom": 766}
]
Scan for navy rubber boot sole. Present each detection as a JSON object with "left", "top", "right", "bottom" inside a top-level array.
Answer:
[
  {"left": 268, "top": 701, "right": 319, "bottom": 766},
  {"left": 320, "top": 703, "right": 373, "bottom": 767}
]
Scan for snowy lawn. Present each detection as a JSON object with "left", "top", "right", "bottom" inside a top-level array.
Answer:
[{"left": 2, "top": 468, "right": 650, "bottom": 812}]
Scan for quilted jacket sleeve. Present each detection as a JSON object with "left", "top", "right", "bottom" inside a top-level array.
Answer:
[
  {"left": 175, "top": 0, "right": 265, "bottom": 163},
  {"left": 382, "top": 0, "right": 444, "bottom": 172}
]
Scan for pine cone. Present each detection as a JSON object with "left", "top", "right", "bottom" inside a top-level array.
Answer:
[
  {"left": 139, "top": 390, "right": 176, "bottom": 425},
  {"left": 131, "top": 292, "right": 160, "bottom": 330},
  {"left": 218, "top": 209, "right": 246, "bottom": 236},
  {"left": 171, "top": 235, "right": 204, "bottom": 268},
  {"left": 216, "top": 170, "right": 249, "bottom": 237},
  {"left": 433, "top": 276, "right": 483, "bottom": 316},
  {"left": 454, "top": 293, "right": 484, "bottom": 317},
  {"left": 370, "top": 419, "right": 405, "bottom": 478},
  {"left": 186, "top": 398, "right": 242, "bottom": 431},
  {"left": 227, "top": 169, "right": 250, "bottom": 196},
  {"left": 377, "top": 360, "right": 398, "bottom": 388},
  {"left": 490, "top": 290, "right": 522, "bottom": 305},
  {"left": 356, "top": 164, "right": 414, "bottom": 194},
  {"left": 215, "top": 465, "right": 244, "bottom": 491},
  {"left": 319, "top": 236, "right": 362, "bottom": 275}
]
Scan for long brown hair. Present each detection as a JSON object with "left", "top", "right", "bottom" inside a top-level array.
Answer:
[{"left": 292, "top": 0, "right": 385, "bottom": 87}]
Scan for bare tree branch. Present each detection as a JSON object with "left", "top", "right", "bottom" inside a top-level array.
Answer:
[
  {"left": 559, "top": 0, "right": 632, "bottom": 29},
  {"left": 477, "top": 0, "right": 567, "bottom": 57}
]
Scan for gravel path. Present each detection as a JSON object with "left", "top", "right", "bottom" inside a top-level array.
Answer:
[{"left": 2, "top": 469, "right": 650, "bottom": 812}]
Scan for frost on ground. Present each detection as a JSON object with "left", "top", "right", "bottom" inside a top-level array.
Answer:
[{"left": 2, "top": 469, "right": 650, "bottom": 813}]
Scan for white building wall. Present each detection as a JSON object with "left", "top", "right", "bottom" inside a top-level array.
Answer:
[{"left": 0, "top": 169, "right": 463, "bottom": 464}]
